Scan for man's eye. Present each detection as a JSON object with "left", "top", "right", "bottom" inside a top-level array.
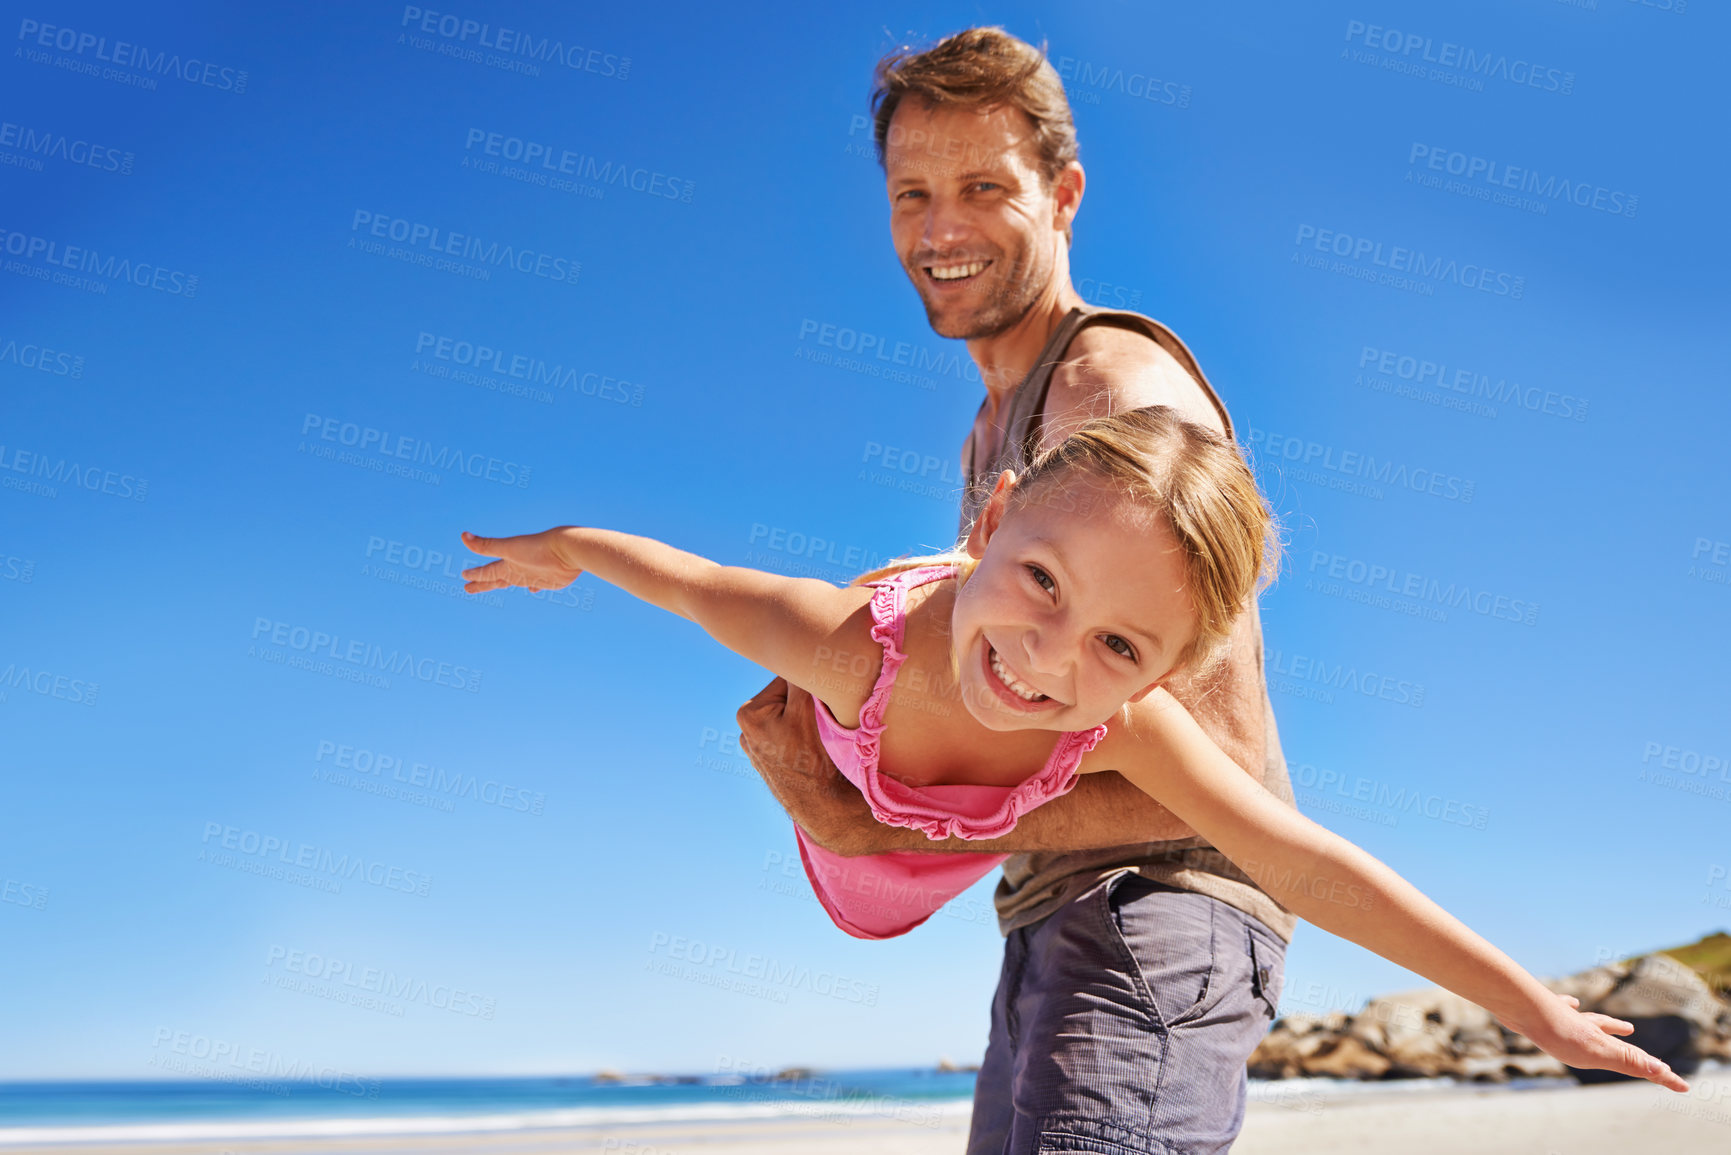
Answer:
[
  {"left": 1102, "top": 634, "right": 1137, "bottom": 661},
  {"left": 972, "top": 181, "right": 1000, "bottom": 192},
  {"left": 1026, "top": 564, "right": 1055, "bottom": 593}
]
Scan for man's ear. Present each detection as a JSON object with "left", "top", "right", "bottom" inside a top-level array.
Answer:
[
  {"left": 965, "top": 470, "right": 1017, "bottom": 559},
  {"left": 1052, "top": 161, "right": 1084, "bottom": 236}
]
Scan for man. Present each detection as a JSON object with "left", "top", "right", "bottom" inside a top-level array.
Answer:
[{"left": 739, "top": 27, "right": 1299, "bottom": 1155}]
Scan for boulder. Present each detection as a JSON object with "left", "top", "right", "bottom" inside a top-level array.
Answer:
[{"left": 1296, "top": 1034, "right": 1391, "bottom": 1080}]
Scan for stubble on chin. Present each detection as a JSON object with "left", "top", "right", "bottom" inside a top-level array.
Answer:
[{"left": 918, "top": 272, "right": 1037, "bottom": 341}]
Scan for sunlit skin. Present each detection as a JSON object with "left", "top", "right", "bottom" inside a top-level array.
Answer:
[
  {"left": 949, "top": 469, "right": 1197, "bottom": 733},
  {"left": 883, "top": 99, "right": 1086, "bottom": 398}
]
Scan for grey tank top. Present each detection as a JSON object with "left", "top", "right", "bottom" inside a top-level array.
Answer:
[{"left": 962, "top": 304, "right": 1300, "bottom": 942}]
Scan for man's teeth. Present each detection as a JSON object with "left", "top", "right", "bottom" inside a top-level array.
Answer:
[
  {"left": 990, "top": 647, "right": 1048, "bottom": 702},
  {"left": 930, "top": 260, "right": 988, "bottom": 281}
]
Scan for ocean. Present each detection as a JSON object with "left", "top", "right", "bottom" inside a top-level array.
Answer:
[{"left": 0, "top": 1070, "right": 980, "bottom": 1146}]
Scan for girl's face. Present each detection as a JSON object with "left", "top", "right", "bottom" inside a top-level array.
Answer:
[{"left": 951, "top": 470, "right": 1198, "bottom": 732}]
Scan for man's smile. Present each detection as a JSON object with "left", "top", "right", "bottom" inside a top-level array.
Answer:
[{"left": 925, "top": 258, "right": 993, "bottom": 285}]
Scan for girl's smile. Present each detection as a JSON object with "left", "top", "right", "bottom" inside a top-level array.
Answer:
[
  {"left": 979, "top": 637, "right": 1066, "bottom": 714},
  {"left": 952, "top": 470, "right": 1198, "bottom": 733}
]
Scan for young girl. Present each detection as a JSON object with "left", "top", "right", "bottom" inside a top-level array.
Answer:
[{"left": 459, "top": 406, "right": 1686, "bottom": 1092}]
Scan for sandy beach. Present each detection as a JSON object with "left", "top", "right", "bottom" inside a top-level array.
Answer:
[{"left": 3, "top": 1071, "right": 1726, "bottom": 1155}]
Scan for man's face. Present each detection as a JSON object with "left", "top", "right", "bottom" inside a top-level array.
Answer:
[{"left": 884, "top": 99, "right": 1071, "bottom": 340}]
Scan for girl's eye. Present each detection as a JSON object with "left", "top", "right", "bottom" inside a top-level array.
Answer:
[
  {"left": 1101, "top": 634, "right": 1137, "bottom": 662},
  {"left": 1026, "top": 564, "right": 1055, "bottom": 593}
]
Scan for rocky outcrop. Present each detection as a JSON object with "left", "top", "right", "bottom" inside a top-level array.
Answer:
[{"left": 1249, "top": 931, "right": 1731, "bottom": 1083}]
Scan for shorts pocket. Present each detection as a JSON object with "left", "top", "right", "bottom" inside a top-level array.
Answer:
[
  {"left": 1246, "top": 925, "right": 1286, "bottom": 1020},
  {"left": 1035, "top": 1119, "right": 1160, "bottom": 1154},
  {"left": 1099, "top": 872, "right": 1221, "bottom": 1030}
]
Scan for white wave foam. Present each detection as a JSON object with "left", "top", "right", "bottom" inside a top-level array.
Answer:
[{"left": 0, "top": 1096, "right": 975, "bottom": 1146}]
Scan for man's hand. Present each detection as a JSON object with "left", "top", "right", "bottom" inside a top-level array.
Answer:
[{"left": 736, "top": 676, "right": 877, "bottom": 852}]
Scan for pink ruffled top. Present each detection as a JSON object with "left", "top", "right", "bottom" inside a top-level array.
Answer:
[{"left": 792, "top": 564, "right": 1108, "bottom": 939}]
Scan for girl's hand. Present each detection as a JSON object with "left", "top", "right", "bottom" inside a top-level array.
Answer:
[
  {"left": 459, "top": 529, "right": 584, "bottom": 593},
  {"left": 1503, "top": 992, "right": 1690, "bottom": 1092}
]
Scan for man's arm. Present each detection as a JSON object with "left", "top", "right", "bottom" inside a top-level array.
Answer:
[{"left": 736, "top": 676, "right": 1201, "bottom": 856}]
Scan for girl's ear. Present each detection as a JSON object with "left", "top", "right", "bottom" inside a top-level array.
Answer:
[
  {"left": 964, "top": 470, "right": 1018, "bottom": 559},
  {"left": 1126, "top": 679, "right": 1167, "bottom": 704}
]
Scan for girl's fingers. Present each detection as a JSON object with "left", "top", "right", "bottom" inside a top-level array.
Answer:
[
  {"left": 1583, "top": 1013, "right": 1635, "bottom": 1036},
  {"left": 1603, "top": 1038, "right": 1688, "bottom": 1092},
  {"left": 460, "top": 531, "right": 497, "bottom": 555}
]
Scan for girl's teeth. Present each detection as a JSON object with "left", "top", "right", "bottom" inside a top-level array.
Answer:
[{"left": 990, "top": 647, "right": 1047, "bottom": 702}]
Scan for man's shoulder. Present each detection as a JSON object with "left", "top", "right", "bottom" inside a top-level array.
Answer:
[{"left": 1044, "top": 314, "right": 1225, "bottom": 439}]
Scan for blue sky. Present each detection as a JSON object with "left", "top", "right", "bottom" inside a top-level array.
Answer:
[{"left": 2, "top": 0, "right": 1727, "bottom": 1080}]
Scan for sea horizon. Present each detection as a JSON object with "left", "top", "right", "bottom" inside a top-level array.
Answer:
[{"left": 11, "top": 1062, "right": 1709, "bottom": 1148}]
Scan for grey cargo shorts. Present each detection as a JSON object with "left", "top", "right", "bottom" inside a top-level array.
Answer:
[{"left": 966, "top": 871, "right": 1287, "bottom": 1155}]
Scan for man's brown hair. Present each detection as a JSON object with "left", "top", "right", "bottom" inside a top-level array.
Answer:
[{"left": 870, "top": 27, "right": 1080, "bottom": 242}]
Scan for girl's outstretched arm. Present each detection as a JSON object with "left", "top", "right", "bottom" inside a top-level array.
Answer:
[
  {"left": 459, "top": 528, "right": 877, "bottom": 721},
  {"left": 1088, "top": 688, "right": 1690, "bottom": 1093}
]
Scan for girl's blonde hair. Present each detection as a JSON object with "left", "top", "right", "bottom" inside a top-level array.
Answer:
[{"left": 853, "top": 405, "right": 1282, "bottom": 677}]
